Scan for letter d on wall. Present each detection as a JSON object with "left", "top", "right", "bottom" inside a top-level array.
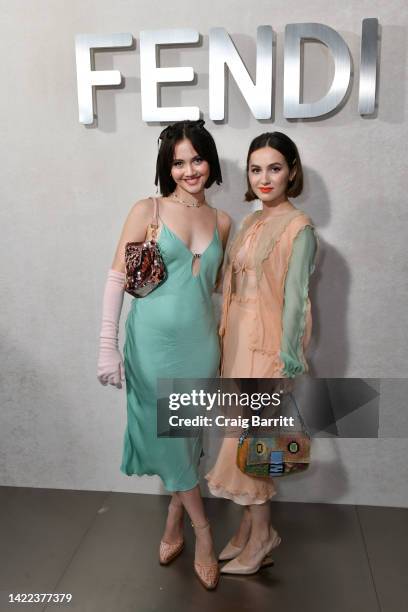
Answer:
[{"left": 284, "top": 23, "right": 351, "bottom": 118}]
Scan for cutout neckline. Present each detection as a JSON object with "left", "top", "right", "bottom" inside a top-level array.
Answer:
[{"left": 161, "top": 221, "right": 219, "bottom": 258}]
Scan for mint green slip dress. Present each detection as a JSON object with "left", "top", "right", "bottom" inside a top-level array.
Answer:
[{"left": 121, "top": 205, "right": 223, "bottom": 491}]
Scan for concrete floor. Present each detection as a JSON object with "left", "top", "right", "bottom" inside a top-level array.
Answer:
[{"left": 0, "top": 487, "right": 406, "bottom": 612}]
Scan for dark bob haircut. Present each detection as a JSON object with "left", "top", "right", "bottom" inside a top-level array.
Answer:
[
  {"left": 155, "top": 119, "right": 222, "bottom": 196},
  {"left": 245, "top": 131, "right": 303, "bottom": 201}
]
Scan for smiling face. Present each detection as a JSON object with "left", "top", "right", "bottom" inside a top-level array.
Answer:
[
  {"left": 248, "top": 146, "right": 296, "bottom": 205},
  {"left": 170, "top": 138, "right": 210, "bottom": 198}
]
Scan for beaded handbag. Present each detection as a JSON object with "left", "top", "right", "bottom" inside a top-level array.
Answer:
[
  {"left": 124, "top": 197, "right": 167, "bottom": 298},
  {"left": 237, "top": 392, "right": 311, "bottom": 478}
]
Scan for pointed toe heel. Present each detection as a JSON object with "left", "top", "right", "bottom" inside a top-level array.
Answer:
[
  {"left": 221, "top": 531, "right": 281, "bottom": 575},
  {"left": 220, "top": 557, "right": 256, "bottom": 575},
  {"left": 191, "top": 520, "right": 219, "bottom": 590},
  {"left": 159, "top": 540, "right": 184, "bottom": 565},
  {"left": 218, "top": 541, "right": 245, "bottom": 561},
  {"left": 194, "top": 561, "right": 220, "bottom": 590}
]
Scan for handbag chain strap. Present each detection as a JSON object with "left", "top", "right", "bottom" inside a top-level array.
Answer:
[{"left": 150, "top": 197, "right": 159, "bottom": 241}]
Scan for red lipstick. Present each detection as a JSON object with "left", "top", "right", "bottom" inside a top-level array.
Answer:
[{"left": 260, "top": 187, "right": 273, "bottom": 193}]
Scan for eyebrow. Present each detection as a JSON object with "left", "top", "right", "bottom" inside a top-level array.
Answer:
[
  {"left": 250, "top": 162, "right": 282, "bottom": 168},
  {"left": 173, "top": 153, "right": 202, "bottom": 161}
]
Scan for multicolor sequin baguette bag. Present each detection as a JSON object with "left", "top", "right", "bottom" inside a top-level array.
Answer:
[{"left": 124, "top": 197, "right": 167, "bottom": 298}]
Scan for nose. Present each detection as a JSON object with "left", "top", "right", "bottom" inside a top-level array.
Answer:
[
  {"left": 260, "top": 171, "right": 270, "bottom": 184},
  {"left": 185, "top": 163, "right": 196, "bottom": 176}
]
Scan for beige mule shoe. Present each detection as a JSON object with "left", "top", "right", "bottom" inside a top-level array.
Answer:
[
  {"left": 218, "top": 540, "right": 245, "bottom": 561},
  {"left": 221, "top": 531, "right": 281, "bottom": 575}
]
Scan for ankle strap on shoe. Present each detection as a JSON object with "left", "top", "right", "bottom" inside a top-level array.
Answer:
[{"left": 191, "top": 520, "right": 210, "bottom": 530}]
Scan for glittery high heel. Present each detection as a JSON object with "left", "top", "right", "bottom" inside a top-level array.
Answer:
[
  {"left": 192, "top": 521, "right": 220, "bottom": 590},
  {"left": 159, "top": 539, "right": 184, "bottom": 565},
  {"left": 159, "top": 502, "right": 184, "bottom": 565}
]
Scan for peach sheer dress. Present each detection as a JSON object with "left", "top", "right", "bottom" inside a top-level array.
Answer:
[{"left": 206, "top": 218, "right": 278, "bottom": 504}]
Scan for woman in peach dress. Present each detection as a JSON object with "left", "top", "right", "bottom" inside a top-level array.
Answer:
[{"left": 206, "top": 132, "right": 317, "bottom": 574}]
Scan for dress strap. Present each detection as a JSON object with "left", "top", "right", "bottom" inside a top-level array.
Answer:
[{"left": 214, "top": 207, "right": 218, "bottom": 234}]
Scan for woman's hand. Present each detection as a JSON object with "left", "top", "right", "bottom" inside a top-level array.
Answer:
[
  {"left": 97, "top": 269, "right": 126, "bottom": 390},
  {"left": 97, "top": 343, "right": 125, "bottom": 389}
]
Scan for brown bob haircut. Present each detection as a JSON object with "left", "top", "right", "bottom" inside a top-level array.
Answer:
[
  {"left": 245, "top": 131, "right": 303, "bottom": 201},
  {"left": 155, "top": 120, "right": 222, "bottom": 196}
]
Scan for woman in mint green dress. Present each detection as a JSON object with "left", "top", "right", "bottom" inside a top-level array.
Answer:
[{"left": 97, "top": 120, "right": 231, "bottom": 589}]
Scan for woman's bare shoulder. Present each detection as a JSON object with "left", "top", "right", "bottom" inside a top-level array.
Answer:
[
  {"left": 215, "top": 209, "right": 232, "bottom": 248},
  {"left": 120, "top": 197, "right": 155, "bottom": 241},
  {"left": 110, "top": 198, "right": 156, "bottom": 270},
  {"left": 216, "top": 209, "right": 232, "bottom": 229},
  {"left": 127, "top": 197, "right": 155, "bottom": 220}
]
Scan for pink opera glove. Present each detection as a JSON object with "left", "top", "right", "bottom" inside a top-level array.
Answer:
[{"left": 97, "top": 269, "right": 126, "bottom": 389}]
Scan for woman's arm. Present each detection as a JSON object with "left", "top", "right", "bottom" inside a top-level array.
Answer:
[
  {"left": 280, "top": 226, "right": 317, "bottom": 377},
  {"left": 97, "top": 199, "right": 153, "bottom": 388},
  {"left": 215, "top": 209, "right": 232, "bottom": 292},
  {"left": 217, "top": 209, "right": 232, "bottom": 251},
  {"left": 111, "top": 198, "right": 154, "bottom": 272}
]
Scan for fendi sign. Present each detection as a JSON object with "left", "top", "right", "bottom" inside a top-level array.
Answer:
[{"left": 75, "top": 20, "right": 379, "bottom": 125}]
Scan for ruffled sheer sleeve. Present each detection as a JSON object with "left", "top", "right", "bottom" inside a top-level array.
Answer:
[{"left": 280, "top": 226, "right": 317, "bottom": 377}]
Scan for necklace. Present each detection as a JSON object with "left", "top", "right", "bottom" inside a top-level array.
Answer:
[{"left": 170, "top": 191, "right": 206, "bottom": 208}]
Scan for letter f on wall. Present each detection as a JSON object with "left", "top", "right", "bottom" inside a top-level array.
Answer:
[{"left": 75, "top": 33, "right": 133, "bottom": 125}]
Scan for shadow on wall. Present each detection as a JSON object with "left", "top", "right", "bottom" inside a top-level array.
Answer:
[
  {"left": 277, "top": 438, "right": 350, "bottom": 504},
  {"left": 308, "top": 241, "right": 351, "bottom": 378},
  {"left": 210, "top": 155, "right": 248, "bottom": 224},
  {"left": 309, "top": 441, "right": 350, "bottom": 503},
  {"left": 299, "top": 166, "right": 351, "bottom": 378},
  {"left": 378, "top": 25, "right": 406, "bottom": 125}
]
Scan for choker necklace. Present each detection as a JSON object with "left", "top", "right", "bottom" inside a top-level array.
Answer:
[{"left": 170, "top": 192, "right": 206, "bottom": 208}]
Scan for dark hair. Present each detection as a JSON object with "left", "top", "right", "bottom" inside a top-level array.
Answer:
[
  {"left": 245, "top": 132, "right": 303, "bottom": 201},
  {"left": 155, "top": 120, "right": 222, "bottom": 196}
]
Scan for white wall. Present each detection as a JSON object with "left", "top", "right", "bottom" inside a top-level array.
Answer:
[{"left": 1, "top": 0, "right": 407, "bottom": 507}]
